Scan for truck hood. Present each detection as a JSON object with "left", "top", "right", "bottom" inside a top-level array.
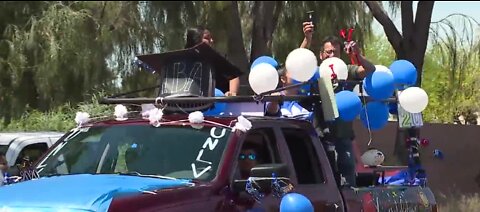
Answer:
[{"left": 0, "top": 174, "right": 192, "bottom": 211}]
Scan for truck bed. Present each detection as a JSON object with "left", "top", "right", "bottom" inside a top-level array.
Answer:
[{"left": 342, "top": 185, "right": 437, "bottom": 212}]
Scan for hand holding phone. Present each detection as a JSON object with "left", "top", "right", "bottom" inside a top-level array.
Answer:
[
  {"left": 306, "top": 11, "right": 314, "bottom": 24},
  {"left": 303, "top": 11, "right": 315, "bottom": 38}
]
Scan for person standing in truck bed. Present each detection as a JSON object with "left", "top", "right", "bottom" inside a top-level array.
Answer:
[
  {"left": 184, "top": 26, "right": 240, "bottom": 96},
  {"left": 299, "top": 21, "right": 376, "bottom": 187}
]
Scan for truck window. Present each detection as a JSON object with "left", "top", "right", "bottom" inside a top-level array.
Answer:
[
  {"left": 282, "top": 128, "right": 325, "bottom": 184},
  {"left": 0, "top": 145, "right": 7, "bottom": 156},
  {"left": 15, "top": 143, "right": 49, "bottom": 165},
  {"left": 235, "top": 128, "right": 281, "bottom": 179}
]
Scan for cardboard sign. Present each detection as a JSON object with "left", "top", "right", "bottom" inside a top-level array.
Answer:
[
  {"left": 317, "top": 76, "right": 339, "bottom": 121},
  {"left": 397, "top": 90, "right": 423, "bottom": 128},
  {"left": 159, "top": 58, "right": 213, "bottom": 97},
  {"left": 136, "top": 43, "right": 243, "bottom": 96}
]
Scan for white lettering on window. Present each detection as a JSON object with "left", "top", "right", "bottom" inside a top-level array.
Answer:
[
  {"left": 211, "top": 127, "right": 227, "bottom": 139},
  {"left": 191, "top": 127, "right": 226, "bottom": 178}
]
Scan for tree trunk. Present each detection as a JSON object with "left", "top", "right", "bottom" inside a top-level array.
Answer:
[
  {"left": 226, "top": 1, "right": 250, "bottom": 95},
  {"left": 365, "top": 1, "right": 434, "bottom": 165},
  {"left": 0, "top": 63, "right": 12, "bottom": 126},
  {"left": 15, "top": 69, "right": 39, "bottom": 111},
  {"left": 411, "top": 1, "right": 434, "bottom": 86},
  {"left": 250, "top": 1, "right": 279, "bottom": 62},
  {"left": 246, "top": 1, "right": 282, "bottom": 95}
]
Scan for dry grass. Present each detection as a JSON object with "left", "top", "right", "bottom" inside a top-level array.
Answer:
[{"left": 438, "top": 193, "right": 480, "bottom": 212}]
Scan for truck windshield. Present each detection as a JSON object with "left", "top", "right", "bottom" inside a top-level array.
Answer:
[{"left": 36, "top": 124, "right": 230, "bottom": 181}]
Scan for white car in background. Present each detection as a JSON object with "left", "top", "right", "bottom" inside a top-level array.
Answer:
[{"left": 0, "top": 132, "right": 64, "bottom": 167}]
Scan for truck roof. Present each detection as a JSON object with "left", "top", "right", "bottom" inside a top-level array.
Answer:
[{"left": 0, "top": 132, "right": 64, "bottom": 146}]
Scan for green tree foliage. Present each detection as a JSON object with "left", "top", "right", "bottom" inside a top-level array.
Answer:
[
  {"left": 272, "top": 1, "right": 373, "bottom": 64},
  {"left": 423, "top": 14, "right": 480, "bottom": 123},
  {"left": 363, "top": 15, "right": 480, "bottom": 124},
  {"left": 363, "top": 33, "right": 396, "bottom": 65},
  {"left": 1, "top": 92, "right": 111, "bottom": 132},
  {"left": 0, "top": 1, "right": 179, "bottom": 125}
]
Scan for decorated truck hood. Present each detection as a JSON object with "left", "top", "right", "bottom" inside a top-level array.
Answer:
[{"left": 0, "top": 174, "right": 192, "bottom": 211}]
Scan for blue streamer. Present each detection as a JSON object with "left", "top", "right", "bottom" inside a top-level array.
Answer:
[
  {"left": 246, "top": 177, "right": 265, "bottom": 203},
  {"left": 271, "top": 173, "right": 293, "bottom": 198}
]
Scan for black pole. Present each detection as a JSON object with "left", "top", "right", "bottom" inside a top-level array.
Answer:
[
  {"left": 99, "top": 95, "right": 320, "bottom": 105},
  {"left": 99, "top": 95, "right": 397, "bottom": 105}
]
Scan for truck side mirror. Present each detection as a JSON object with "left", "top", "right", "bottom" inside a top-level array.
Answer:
[{"left": 232, "top": 163, "right": 291, "bottom": 193}]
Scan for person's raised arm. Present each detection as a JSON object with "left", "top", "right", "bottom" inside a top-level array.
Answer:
[
  {"left": 345, "top": 41, "right": 376, "bottom": 79},
  {"left": 226, "top": 77, "right": 240, "bottom": 96},
  {"left": 300, "top": 22, "right": 314, "bottom": 48}
]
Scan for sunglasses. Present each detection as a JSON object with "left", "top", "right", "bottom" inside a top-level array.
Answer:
[
  {"left": 239, "top": 153, "right": 257, "bottom": 161},
  {"left": 323, "top": 49, "right": 336, "bottom": 55}
]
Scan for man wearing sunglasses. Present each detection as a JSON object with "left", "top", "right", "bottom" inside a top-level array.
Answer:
[
  {"left": 301, "top": 22, "right": 375, "bottom": 79},
  {"left": 238, "top": 143, "right": 260, "bottom": 180},
  {"left": 300, "top": 22, "right": 376, "bottom": 187}
]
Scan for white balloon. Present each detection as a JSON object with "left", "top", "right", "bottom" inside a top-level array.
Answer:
[
  {"left": 248, "top": 63, "right": 279, "bottom": 94},
  {"left": 399, "top": 87, "right": 429, "bottom": 113},
  {"left": 374, "top": 65, "right": 393, "bottom": 76},
  {"left": 319, "top": 57, "right": 348, "bottom": 80},
  {"left": 285, "top": 48, "right": 318, "bottom": 82},
  {"left": 361, "top": 149, "right": 385, "bottom": 166}
]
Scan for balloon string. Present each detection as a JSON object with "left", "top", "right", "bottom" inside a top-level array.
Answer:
[{"left": 360, "top": 83, "right": 373, "bottom": 146}]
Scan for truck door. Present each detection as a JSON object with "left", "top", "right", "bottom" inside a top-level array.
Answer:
[{"left": 278, "top": 126, "right": 345, "bottom": 212}]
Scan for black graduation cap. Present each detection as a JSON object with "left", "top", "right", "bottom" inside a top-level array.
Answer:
[{"left": 136, "top": 42, "right": 243, "bottom": 97}]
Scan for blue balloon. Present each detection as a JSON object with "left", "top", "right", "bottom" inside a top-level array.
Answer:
[
  {"left": 363, "top": 71, "right": 395, "bottom": 100},
  {"left": 388, "top": 102, "right": 398, "bottom": 115},
  {"left": 360, "top": 101, "right": 389, "bottom": 130},
  {"left": 294, "top": 68, "right": 320, "bottom": 95},
  {"left": 389, "top": 60, "right": 417, "bottom": 87},
  {"left": 434, "top": 149, "right": 444, "bottom": 159},
  {"left": 280, "top": 193, "right": 314, "bottom": 212},
  {"left": 335, "top": 90, "right": 362, "bottom": 121},
  {"left": 251, "top": 56, "right": 278, "bottom": 69},
  {"left": 204, "top": 88, "right": 226, "bottom": 116}
]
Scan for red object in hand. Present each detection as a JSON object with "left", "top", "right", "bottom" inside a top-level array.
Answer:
[
  {"left": 347, "top": 28, "right": 354, "bottom": 41},
  {"left": 331, "top": 73, "right": 337, "bottom": 80},
  {"left": 340, "top": 29, "right": 347, "bottom": 41},
  {"left": 420, "top": 138, "right": 430, "bottom": 147},
  {"left": 339, "top": 28, "right": 361, "bottom": 65},
  {"left": 328, "top": 64, "right": 337, "bottom": 80},
  {"left": 339, "top": 28, "right": 354, "bottom": 42}
]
